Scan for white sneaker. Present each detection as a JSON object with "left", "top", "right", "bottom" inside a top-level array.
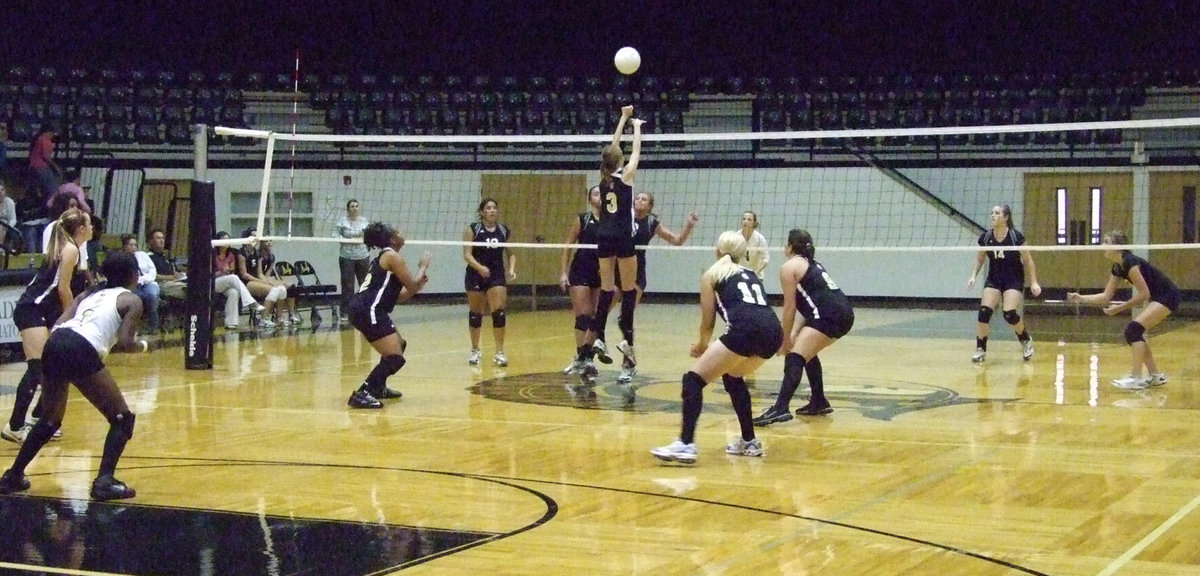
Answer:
[
  {"left": 725, "top": 438, "right": 764, "bottom": 457},
  {"left": 617, "top": 340, "right": 636, "bottom": 366},
  {"left": 1112, "top": 376, "right": 1150, "bottom": 390},
  {"left": 1021, "top": 338, "right": 1034, "bottom": 361},
  {"left": 971, "top": 348, "right": 986, "bottom": 363},
  {"left": 244, "top": 303, "right": 266, "bottom": 313},
  {"left": 1148, "top": 373, "right": 1168, "bottom": 387},
  {"left": 467, "top": 348, "right": 481, "bottom": 365},
  {"left": 1, "top": 423, "right": 30, "bottom": 445},
  {"left": 562, "top": 358, "right": 583, "bottom": 375},
  {"left": 493, "top": 351, "right": 508, "bottom": 367},
  {"left": 592, "top": 340, "right": 613, "bottom": 364},
  {"left": 650, "top": 440, "right": 698, "bottom": 464},
  {"left": 291, "top": 314, "right": 304, "bottom": 326},
  {"left": 618, "top": 363, "right": 637, "bottom": 384},
  {"left": 259, "top": 318, "right": 276, "bottom": 329},
  {"left": 580, "top": 361, "right": 599, "bottom": 381}
]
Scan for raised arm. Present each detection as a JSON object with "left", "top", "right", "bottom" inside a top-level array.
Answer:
[
  {"left": 654, "top": 212, "right": 699, "bottom": 246},
  {"left": 622, "top": 118, "right": 645, "bottom": 183},
  {"left": 611, "top": 105, "right": 633, "bottom": 148},
  {"left": 386, "top": 250, "right": 432, "bottom": 298}
]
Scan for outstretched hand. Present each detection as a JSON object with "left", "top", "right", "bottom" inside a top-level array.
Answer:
[
  {"left": 1030, "top": 282, "right": 1042, "bottom": 298},
  {"left": 630, "top": 118, "right": 645, "bottom": 129},
  {"left": 418, "top": 252, "right": 433, "bottom": 269},
  {"left": 621, "top": 105, "right": 633, "bottom": 118}
]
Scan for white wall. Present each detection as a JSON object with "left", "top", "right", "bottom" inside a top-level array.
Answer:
[{"left": 145, "top": 164, "right": 1128, "bottom": 300}]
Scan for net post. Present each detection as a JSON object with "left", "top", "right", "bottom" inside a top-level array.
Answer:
[
  {"left": 184, "top": 180, "right": 216, "bottom": 370},
  {"left": 192, "top": 124, "right": 208, "bottom": 180}
]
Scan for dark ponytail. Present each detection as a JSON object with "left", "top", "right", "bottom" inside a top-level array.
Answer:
[
  {"left": 362, "top": 222, "right": 395, "bottom": 249},
  {"left": 787, "top": 228, "right": 816, "bottom": 259}
]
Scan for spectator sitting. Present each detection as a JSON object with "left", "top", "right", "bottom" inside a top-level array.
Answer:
[
  {"left": 146, "top": 228, "right": 186, "bottom": 299},
  {"left": 27, "top": 124, "right": 62, "bottom": 206},
  {"left": 214, "top": 231, "right": 265, "bottom": 330},
  {"left": 121, "top": 233, "right": 161, "bottom": 333},
  {"left": 0, "top": 182, "right": 16, "bottom": 247},
  {"left": 85, "top": 215, "right": 104, "bottom": 275},
  {"left": 47, "top": 173, "right": 92, "bottom": 215}
]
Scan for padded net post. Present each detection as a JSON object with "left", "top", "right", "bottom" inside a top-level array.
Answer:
[{"left": 185, "top": 180, "right": 216, "bottom": 370}]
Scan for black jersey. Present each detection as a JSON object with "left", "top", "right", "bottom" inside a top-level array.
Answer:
[
  {"left": 241, "top": 247, "right": 261, "bottom": 276},
  {"left": 597, "top": 170, "right": 635, "bottom": 239},
  {"left": 468, "top": 222, "right": 510, "bottom": 273},
  {"left": 17, "top": 255, "right": 83, "bottom": 307},
  {"left": 352, "top": 248, "right": 404, "bottom": 316},
  {"left": 1111, "top": 251, "right": 1180, "bottom": 302},
  {"left": 978, "top": 228, "right": 1026, "bottom": 283},
  {"left": 714, "top": 268, "right": 775, "bottom": 326},
  {"left": 572, "top": 211, "right": 600, "bottom": 267},
  {"left": 795, "top": 259, "right": 850, "bottom": 323},
  {"left": 633, "top": 213, "right": 659, "bottom": 278}
]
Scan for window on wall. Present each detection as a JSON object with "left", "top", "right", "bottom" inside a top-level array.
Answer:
[
  {"left": 1089, "top": 187, "right": 1102, "bottom": 244},
  {"left": 1056, "top": 187, "right": 1067, "bottom": 245}
]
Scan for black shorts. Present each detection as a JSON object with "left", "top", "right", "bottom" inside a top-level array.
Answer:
[
  {"left": 568, "top": 256, "right": 600, "bottom": 288},
  {"left": 720, "top": 317, "right": 784, "bottom": 360},
  {"left": 597, "top": 234, "right": 636, "bottom": 259},
  {"left": 984, "top": 274, "right": 1024, "bottom": 294},
  {"left": 349, "top": 306, "right": 397, "bottom": 343},
  {"left": 42, "top": 329, "right": 105, "bottom": 381},
  {"left": 806, "top": 304, "right": 855, "bottom": 340},
  {"left": 13, "top": 301, "right": 61, "bottom": 332},
  {"left": 1153, "top": 288, "right": 1182, "bottom": 312},
  {"left": 465, "top": 267, "right": 506, "bottom": 292}
]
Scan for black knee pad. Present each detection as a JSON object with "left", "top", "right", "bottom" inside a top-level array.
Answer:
[
  {"left": 977, "top": 306, "right": 994, "bottom": 324},
  {"left": 468, "top": 311, "right": 483, "bottom": 328},
  {"left": 1123, "top": 321, "right": 1146, "bottom": 345},
  {"left": 681, "top": 371, "right": 707, "bottom": 402},
  {"left": 399, "top": 337, "right": 407, "bottom": 355},
  {"left": 1003, "top": 310, "right": 1021, "bottom": 326},
  {"left": 491, "top": 309, "right": 506, "bottom": 328},
  {"left": 382, "top": 354, "right": 406, "bottom": 375},
  {"left": 721, "top": 374, "right": 745, "bottom": 393},
  {"left": 574, "top": 314, "right": 591, "bottom": 332},
  {"left": 108, "top": 411, "right": 135, "bottom": 440}
]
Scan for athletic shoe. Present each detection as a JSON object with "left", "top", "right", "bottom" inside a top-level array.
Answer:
[
  {"left": 1148, "top": 373, "right": 1169, "bottom": 387},
  {"left": 467, "top": 348, "right": 481, "bottom": 365},
  {"left": 1, "top": 423, "right": 30, "bottom": 445},
  {"left": 617, "top": 340, "right": 637, "bottom": 366},
  {"left": 971, "top": 348, "right": 986, "bottom": 363},
  {"left": 347, "top": 389, "right": 383, "bottom": 409},
  {"left": 1111, "top": 376, "right": 1150, "bottom": 390},
  {"left": 592, "top": 340, "right": 613, "bottom": 364},
  {"left": 617, "top": 362, "right": 637, "bottom": 384},
  {"left": 752, "top": 406, "right": 794, "bottom": 427},
  {"left": 650, "top": 440, "right": 698, "bottom": 464},
  {"left": 493, "top": 351, "right": 508, "bottom": 367},
  {"left": 259, "top": 318, "right": 276, "bottom": 329},
  {"left": 372, "top": 386, "right": 403, "bottom": 399},
  {"left": 225, "top": 324, "right": 240, "bottom": 331},
  {"left": 795, "top": 402, "right": 834, "bottom": 416},
  {"left": 291, "top": 314, "right": 304, "bottom": 326},
  {"left": 90, "top": 475, "right": 136, "bottom": 501},
  {"left": 338, "top": 316, "right": 349, "bottom": 326},
  {"left": 244, "top": 303, "right": 266, "bottom": 314},
  {"left": 579, "top": 361, "right": 599, "bottom": 381},
  {"left": 1022, "top": 338, "right": 1034, "bottom": 361},
  {"left": 562, "top": 358, "right": 583, "bottom": 375},
  {"left": 725, "top": 438, "right": 765, "bottom": 457},
  {"left": 0, "top": 470, "right": 30, "bottom": 494}
]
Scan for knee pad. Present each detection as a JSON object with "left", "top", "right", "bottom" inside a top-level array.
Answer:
[
  {"left": 108, "top": 411, "right": 135, "bottom": 440},
  {"left": 382, "top": 354, "right": 406, "bottom": 375},
  {"left": 491, "top": 309, "right": 506, "bottom": 328},
  {"left": 574, "top": 314, "right": 591, "bottom": 332},
  {"left": 681, "top": 371, "right": 707, "bottom": 402},
  {"left": 1003, "top": 310, "right": 1021, "bottom": 326},
  {"left": 398, "top": 337, "right": 408, "bottom": 355},
  {"left": 1124, "top": 321, "right": 1146, "bottom": 345},
  {"left": 468, "top": 311, "right": 483, "bottom": 328},
  {"left": 977, "top": 306, "right": 994, "bottom": 324}
]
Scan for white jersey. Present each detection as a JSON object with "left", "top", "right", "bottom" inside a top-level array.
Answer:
[{"left": 56, "top": 287, "right": 129, "bottom": 358}]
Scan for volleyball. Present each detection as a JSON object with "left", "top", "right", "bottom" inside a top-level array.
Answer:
[{"left": 614, "top": 47, "right": 641, "bottom": 75}]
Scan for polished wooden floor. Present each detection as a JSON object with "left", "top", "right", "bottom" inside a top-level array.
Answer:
[{"left": 1, "top": 302, "right": 1198, "bottom": 575}]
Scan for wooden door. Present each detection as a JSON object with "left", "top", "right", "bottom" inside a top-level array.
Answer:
[
  {"left": 1023, "top": 172, "right": 1133, "bottom": 291},
  {"left": 1148, "top": 172, "right": 1200, "bottom": 290},
  {"left": 481, "top": 174, "right": 587, "bottom": 290}
]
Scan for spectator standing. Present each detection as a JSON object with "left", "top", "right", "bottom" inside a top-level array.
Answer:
[{"left": 334, "top": 199, "right": 370, "bottom": 324}]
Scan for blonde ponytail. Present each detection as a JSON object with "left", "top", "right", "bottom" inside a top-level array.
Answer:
[{"left": 705, "top": 231, "right": 749, "bottom": 284}]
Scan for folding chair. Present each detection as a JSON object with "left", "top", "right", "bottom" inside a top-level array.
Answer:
[{"left": 280, "top": 260, "right": 338, "bottom": 323}]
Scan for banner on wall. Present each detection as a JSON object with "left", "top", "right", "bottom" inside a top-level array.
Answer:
[{"left": 0, "top": 286, "right": 23, "bottom": 344}]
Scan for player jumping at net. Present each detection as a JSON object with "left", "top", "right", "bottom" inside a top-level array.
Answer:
[
  {"left": 0, "top": 251, "right": 151, "bottom": 501},
  {"left": 651, "top": 231, "right": 782, "bottom": 464},
  {"left": 463, "top": 198, "right": 516, "bottom": 368},
  {"left": 754, "top": 229, "right": 854, "bottom": 425},
  {"left": 560, "top": 185, "right": 603, "bottom": 381},
  {"left": 608, "top": 191, "right": 698, "bottom": 383},
  {"left": 966, "top": 204, "right": 1041, "bottom": 363},
  {"left": 347, "top": 223, "right": 431, "bottom": 409},
  {"left": 1067, "top": 231, "right": 1179, "bottom": 390},
  {"left": 590, "top": 105, "right": 645, "bottom": 372}
]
